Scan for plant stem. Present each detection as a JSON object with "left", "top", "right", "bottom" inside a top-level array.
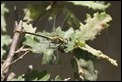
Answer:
[
  {"left": 2, "top": 51, "right": 30, "bottom": 73},
  {"left": 1, "top": 20, "right": 23, "bottom": 81}
]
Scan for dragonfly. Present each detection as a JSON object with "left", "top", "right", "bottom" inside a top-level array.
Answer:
[
  {"left": 15, "top": 6, "right": 69, "bottom": 44},
  {"left": 14, "top": 6, "right": 69, "bottom": 63}
]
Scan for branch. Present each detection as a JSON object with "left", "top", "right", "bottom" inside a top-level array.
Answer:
[
  {"left": 15, "top": 45, "right": 31, "bottom": 53},
  {"left": 79, "top": 44, "right": 118, "bottom": 66},
  {"left": 1, "top": 20, "right": 23, "bottom": 81},
  {"left": 2, "top": 51, "right": 30, "bottom": 74},
  {"left": 11, "top": 51, "right": 30, "bottom": 66}
]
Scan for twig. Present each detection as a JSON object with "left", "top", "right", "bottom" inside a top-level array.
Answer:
[
  {"left": 2, "top": 51, "right": 30, "bottom": 73},
  {"left": 14, "top": 45, "right": 24, "bottom": 53},
  {"left": 1, "top": 20, "right": 23, "bottom": 81},
  {"left": 15, "top": 48, "right": 31, "bottom": 53},
  {"left": 74, "top": 56, "right": 84, "bottom": 81},
  {"left": 15, "top": 45, "right": 31, "bottom": 53},
  {"left": 11, "top": 51, "right": 30, "bottom": 66}
]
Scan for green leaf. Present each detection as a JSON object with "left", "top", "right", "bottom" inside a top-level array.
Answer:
[
  {"left": 24, "top": 70, "right": 50, "bottom": 81},
  {"left": 23, "top": 8, "right": 33, "bottom": 23},
  {"left": 64, "top": 28, "right": 74, "bottom": 39},
  {"left": 23, "top": 23, "right": 60, "bottom": 64},
  {"left": 1, "top": 3, "right": 9, "bottom": 32},
  {"left": 79, "top": 12, "right": 112, "bottom": 41},
  {"left": 79, "top": 59, "right": 98, "bottom": 81},
  {"left": 68, "top": 1, "right": 110, "bottom": 10},
  {"left": 55, "top": 75, "right": 61, "bottom": 81},
  {"left": 22, "top": 22, "right": 37, "bottom": 39},
  {"left": 64, "top": 30, "right": 79, "bottom": 52},
  {"left": 82, "top": 69, "right": 98, "bottom": 81},
  {"left": 1, "top": 35, "right": 12, "bottom": 47},
  {"left": 42, "top": 49, "right": 54, "bottom": 64},
  {"left": 73, "top": 50, "right": 98, "bottom": 81},
  {"left": 12, "top": 75, "right": 24, "bottom": 81},
  {"left": 22, "top": 22, "right": 59, "bottom": 64},
  {"left": 32, "top": 78, "right": 38, "bottom": 81},
  {"left": 23, "top": 35, "right": 37, "bottom": 49},
  {"left": 64, "top": 31, "right": 76, "bottom": 52},
  {"left": 55, "top": 26, "right": 65, "bottom": 38},
  {"left": 23, "top": 31, "right": 58, "bottom": 64},
  {"left": 38, "top": 74, "right": 50, "bottom": 81},
  {"left": 1, "top": 35, "right": 12, "bottom": 59},
  {"left": 65, "top": 40, "right": 75, "bottom": 52},
  {"left": 32, "top": 38, "right": 50, "bottom": 54}
]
